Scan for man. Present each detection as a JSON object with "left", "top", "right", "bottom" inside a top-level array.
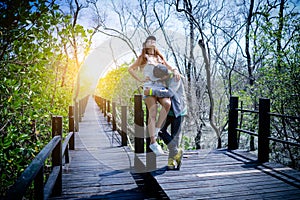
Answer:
[
  {"left": 129, "top": 36, "right": 180, "bottom": 156},
  {"left": 144, "top": 66, "right": 187, "bottom": 170}
]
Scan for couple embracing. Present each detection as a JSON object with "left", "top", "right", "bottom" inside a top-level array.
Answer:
[{"left": 128, "top": 36, "right": 187, "bottom": 170}]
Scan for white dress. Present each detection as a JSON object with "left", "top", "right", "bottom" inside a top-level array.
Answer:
[{"left": 143, "top": 55, "right": 167, "bottom": 97}]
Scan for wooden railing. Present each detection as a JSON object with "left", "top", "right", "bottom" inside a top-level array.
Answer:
[
  {"left": 228, "top": 96, "right": 300, "bottom": 163},
  {"left": 5, "top": 96, "right": 89, "bottom": 200},
  {"left": 95, "top": 95, "right": 299, "bottom": 168}
]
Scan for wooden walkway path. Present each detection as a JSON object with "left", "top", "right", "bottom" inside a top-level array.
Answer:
[
  {"left": 50, "top": 98, "right": 150, "bottom": 200},
  {"left": 152, "top": 150, "right": 300, "bottom": 199},
  {"left": 51, "top": 97, "right": 300, "bottom": 200}
]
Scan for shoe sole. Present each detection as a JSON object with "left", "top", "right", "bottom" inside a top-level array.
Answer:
[{"left": 167, "top": 166, "right": 176, "bottom": 170}]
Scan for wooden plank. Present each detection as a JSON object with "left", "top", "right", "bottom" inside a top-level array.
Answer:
[
  {"left": 6, "top": 136, "right": 61, "bottom": 200},
  {"left": 44, "top": 166, "right": 60, "bottom": 199},
  {"left": 50, "top": 97, "right": 300, "bottom": 200},
  {"left": 49, "top": 98, "right": 147, "bottom": 200},
  {"left": 151, "top": 149, "right": 300, "bottom": 199}
]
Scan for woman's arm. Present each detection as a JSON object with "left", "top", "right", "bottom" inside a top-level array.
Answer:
[
  {"left": 128, "top": 59, "right": 143, "bottom": 82},
  {"left": 164, "top": 61, "right": 181, "bottom": 81}
]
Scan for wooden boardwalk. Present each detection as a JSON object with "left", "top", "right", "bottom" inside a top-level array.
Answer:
[
  {"left": 51, "top": 97, "right": 300, "bottom": 200},
  {"left": 50, "top": 98, "right": 149, "bottom": 200},
  {"left": 152, "top": 150, "right": 300, "bottom": 199}
]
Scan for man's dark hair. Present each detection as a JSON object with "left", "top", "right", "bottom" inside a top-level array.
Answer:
[{"left": 153, "top": 64, "right": 169, "bottom": 78}]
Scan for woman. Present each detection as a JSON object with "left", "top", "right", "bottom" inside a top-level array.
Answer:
[
  {"left": 128, "top": 36, "right": 180, "bottom": 155},
  {"left": 144, "top": 65, "right": 186, "bottom": 170}
]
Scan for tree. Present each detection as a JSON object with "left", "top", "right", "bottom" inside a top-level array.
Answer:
[
  {"left": 84, "top": 0, "right": 299, "bottom": 164},
  {"left": 0, "top": 0, "right": 94, "bottom": 196},
  {"left": 253, "top": 0, "right": 300, "bottom": 168},
  {"left": 174, "top": 0, "right": 223, "bottom": 148}
]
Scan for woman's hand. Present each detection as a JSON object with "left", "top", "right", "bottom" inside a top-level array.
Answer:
[{"left": 142, "top": 76, "right": 150, "bottom": 82}]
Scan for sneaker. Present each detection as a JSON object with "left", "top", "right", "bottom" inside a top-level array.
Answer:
[
  {"left": 167, "top": 157, "right": 175, "bottom": 170},
  {"left": 149, "top": 142, "right": 165, "bottom": 156},
  {"left": 174, "top": 148, "right": 183, "bottom": 170}
]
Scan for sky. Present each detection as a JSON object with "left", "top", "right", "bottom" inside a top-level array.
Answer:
[{"left": 59, "top": 0, "right": 300, "bottom": 96}]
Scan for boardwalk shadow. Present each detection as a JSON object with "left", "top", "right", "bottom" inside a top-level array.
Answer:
[
  {"left": 78, "top": 188, "right": 146, "bottom": 200},
  {"left": 241, "top": 160, "right": 261, "bottom": 168},
  {"left": 226, "top": 150, "right": 300, "bottom": 189},
  {"left": 151, "top": 166, "right": 168, "bottom": 176},
  {"left": 99, "top": 169, "right": 126, "bottom": 177}
]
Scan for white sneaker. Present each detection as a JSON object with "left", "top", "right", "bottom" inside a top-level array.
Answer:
[{"left": 149, "top": 142, "right": 165, "bottom": 156}]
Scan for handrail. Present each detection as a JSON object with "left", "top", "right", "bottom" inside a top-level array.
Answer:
[
  {"left": 96, "top": 95, "right": 299, "bottom": 170},
  {"left": 6, "top": 136, "right": 61, "bottom": 199},
  {"left": 269, "top": 112, "right": 300, "bottom": 120},
  {"left": 268, "top": 136, "right": 300, "bottom": 147},
  {"left": 62, "top": 132, "right": 74, "bottom": 157},
  {"left": 236, "top": 108, "right": 259, "bottom": 114},
  {"left": 44, "top": 166, "right": 60, "bottom": 199},
  {"left": 236, "top": 128, "right": 300, "bottom": 147},
  {"left": 62, "top": 131, "right": 74, "bottom": 165},
  {"left": 5, "top": 100, "right": 78, "bottom": 200},
  {"left": 236, "top": 128, "right": 258, "bottom": 137},
  {"left": 228, "top": 96, "right": 300, "bottom": 164}
]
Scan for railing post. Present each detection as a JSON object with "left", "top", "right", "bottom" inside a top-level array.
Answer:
[
  {"left": 51, "top": 116, "right": 62, "bottom": 196},
  {"left": 112, "top": 102, "right": 117, "bottom": 131},
  {"left": 134, "top": 95, "right": 144, "bottom": 153},
  {"left": 74, "top": 101, "right": 79, "bottom": 132},
  {"left": 98, "top": 97, "right": 101, "bottom": 111},
  {"left": 107, "top": 100, "right": 111, "bottom": 123},
  {"left": 104, "top": 99, "right": 107, "bottom": 117},
  {"left": 100, "top": 97, "right": 104, "bottom": 113},
  {"left": 33, "top": 116, "right": 42, "bottom": 198},
  {"left": 94, "top": 96, "right": 98, "bottom": 106},
  {"left": 228, "top": 96, "right": 239, "bottom": 150},
  {"left": 79, "top": 99, "right": 82, "bottom": 122},
  {"left": 134, "top": 95, "right": 145, "bottom": 172},
  {"left": 121, "top": 105, "right": 128, "bottom": 146},
  {"left": 258, "top": 98, "right": 270, "bottom": 163},
  {"left": 83, "top": 95, "right": 88, "bottom": 114},
  {"left": 69, "top": 105, "right": 75, "bottom": 150},
  {"left": 146, "top": 108, "right": 156, "bottom": 171},
  {"left": 34, "top": 165, "right": 44, "bottom": 199}
]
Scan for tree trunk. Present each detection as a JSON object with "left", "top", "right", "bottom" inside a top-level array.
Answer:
[{"left": 198, "top": 40, "right": 221, "bottom": 148}]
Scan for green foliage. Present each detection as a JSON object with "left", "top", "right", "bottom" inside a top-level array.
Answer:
[
  {"left": 252, "top": 2, "right": 300, "bottom": 117},
  {"left": 231, "top": 1, "right": 300, "bottom": 168},
  {"left": 94, "top": 62, "right": 145, "bottom": 150},
  {"left": 95, "top": 62, "right": 142, "bottom": 105},
  {"left": 182, "top": 135, "right": 196, "bottom": 150},
  {"left": 0, "top": 0, "right": 92, "bottom": 197}
]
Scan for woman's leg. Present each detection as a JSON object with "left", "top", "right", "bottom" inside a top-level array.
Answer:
[
  {"left": 145, "top": 96, "right": 165, "bottom": 155},
  {"left": 144, "top": 96, "right": 158, "bottom": 144},
  {"left": 157, "top": 97, "right": 171, "bottom": 129}
]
